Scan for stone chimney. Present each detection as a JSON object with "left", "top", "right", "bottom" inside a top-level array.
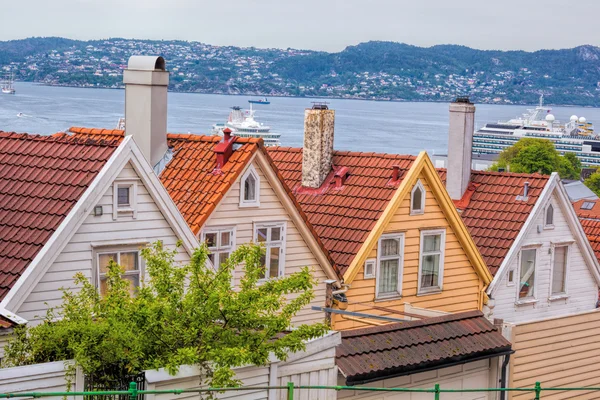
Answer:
[
  {"left": 447, "top": 97, "right": 476, "bottom": 200},
  {"left": 302, "top": 104, "right": 335, "bottom": 188},
  {"left": 123, "top": 56, "right": 169, "bottom": 167}
]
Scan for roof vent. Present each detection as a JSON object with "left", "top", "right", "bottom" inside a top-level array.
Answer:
[
  {"left": 311, "top": 101, "right": 329, "bottom": 110},
  {"left": 498, "top": 167, "right": 505, "bottom": 173},
  {"left": 333, "top": 166, "right": 349, "bottom": 189},
  {"left": 516, "top": 181, "right": 530, "bottom": 201},
  {"left": 392, "top": 165, "right": 400, "bottom": 181},
  {"left": 454, "top": 96, "right": 472, "bottom": 104}
]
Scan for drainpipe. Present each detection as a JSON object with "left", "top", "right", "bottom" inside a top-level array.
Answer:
[{"left": 500, "top": 354, "right": 510, "bottom": 400}]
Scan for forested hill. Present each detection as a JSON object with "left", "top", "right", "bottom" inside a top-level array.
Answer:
[{"left": 3, "top": 37, "right": 600, "bottom": 106}]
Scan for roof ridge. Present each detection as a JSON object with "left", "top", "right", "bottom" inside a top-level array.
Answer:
[
  {"left": 340, "top": 310, "right": 484, "bottom": 338},
  {"left": 437, "top": 167, "right": 550, "bottom": 179},
  {"left": 268, "top": 146, "right": 416, "bottom": 159}
]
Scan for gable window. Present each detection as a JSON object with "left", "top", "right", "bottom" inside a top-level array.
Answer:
[
  {"left": 376, "top": 234, "right": 404, "bottom": 298},
  {"left": 97, "top": 249, "right": 141, "bottom": 296},
  {"left": 410, "top": 180, "right": 425, "bottom": 215},
  {"left": 364, "top": 259, "right": 376, "bottom": 279},
  {"left": 545, "top": 204, "right": 554, "bottom": 228},
  {"left": 518, "top": 248, "right": 537, "bottom": 301},
  {"left": 551, "top": 245, "right": 569, "bottom": 297},
  {"left": 418, "top": 230, "right": 446, "bottom": 293},
  {"left": 254, "top": 222, "right": 286, "bottom": 279},
  {"left": 203, "top": 227, "right": 235, "bottom": 267},
  {"left": 240, "top": 165, "right": 260, "bottom": 207},
  {"left": 113, "top": 180, "right": 138, "bottom": 219}
]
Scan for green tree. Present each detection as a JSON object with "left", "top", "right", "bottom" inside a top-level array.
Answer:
[
  {"left": 585, "top": 171, "right": 600, "bottom": 197},
  {"left": 4, "top": 242, "right": 327, "bottom": 389},
  {"left": 490, "top": 138, "right": 581, "bottom": 179}
]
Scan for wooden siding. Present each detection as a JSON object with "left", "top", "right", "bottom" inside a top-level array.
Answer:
[
  {"left": 509, "top": 309, "right": 600, "bottom": 399},
  {"left": 333, "top": 172, "right": 482, "bottom": 331},
  {"left": 15, "top": 162, "right": 191, "bottom": 325},
  {"left": 491, "top": 192, "right": 598, "bottom": 324},
  {"left": 338, "top": 359, "right": 492, "bottom": 400},
  {"left": 205, "top": 159, "right": 328, "bottom": 326},
  {"left": 0, "top": 360, "right": 70, "bottom": 393}
]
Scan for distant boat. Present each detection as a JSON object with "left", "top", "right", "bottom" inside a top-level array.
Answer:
[
  {"left": 212, "top": 103, "right": 280, "bottom": 146},
  {"left": 248, "top": 97, "right": 270, "bottom": 105},
  {"left": 2, "top": 72, "right": 16, "bottom": 95},
  {"left": 16, "top": 112, "right": 24, "bottom": 117}
]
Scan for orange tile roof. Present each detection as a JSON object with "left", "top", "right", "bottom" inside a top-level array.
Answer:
[
  {"left": 268, "top": 147, "right": 416, "bottom": 277},
  {"left": 438, "top": 169, "right": 550, "bottom": 275},
  {"left": 572, "top": 199, "right": 600, "bottom": 263},
  {"left": 0, "top": 132, "right": 118, "bottom": 301},
  {"left": 68, "top": 127, "right": 262, "bottom": 234}
]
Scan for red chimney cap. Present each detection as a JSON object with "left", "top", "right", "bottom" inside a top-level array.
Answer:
[{"left": 223, "top": 127, "right": 232, "bottom": 134}]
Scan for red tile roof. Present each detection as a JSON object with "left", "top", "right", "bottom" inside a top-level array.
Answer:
[
  {"left": 438, "top": 169, "right": 550, "bottom": 276},
  {"left": 572, "top": 199, "right": 600, "bottom": 263},
  {"left": 268, "top": 147, "right": 416, "bottom": 277},
  {"left": 336, "top": 310, "right": 512, "bottom": 385},
  {"left": 0, "top": 132, "right": 118, "bottom": 301}
]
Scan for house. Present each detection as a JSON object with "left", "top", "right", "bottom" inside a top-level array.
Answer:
[
  {"left": 66, "top": 57, "right": 340, "bottom": 326},
  {"left": 0, "top": 129, "right": 198, "bottom": 362},
  {"left": 268, "top": 106, "right": 492, "bottom": 331}
]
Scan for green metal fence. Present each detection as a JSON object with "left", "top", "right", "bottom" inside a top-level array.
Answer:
[{"left": 4, "top": 381, "right": 600, "bottom": 399}]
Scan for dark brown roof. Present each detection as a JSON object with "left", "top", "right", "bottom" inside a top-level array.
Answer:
[
  {"left": 438, "top": 169, "right": 550, "bottom": 276},
  {"left": 336, "top": 310, "right": 512, "bottom": 385},
  {"left": 268, "top": 147, "right": 416, "bottom": 277},
  {"left": 0, "top": 132, "right": 118, "bottom": 301}
]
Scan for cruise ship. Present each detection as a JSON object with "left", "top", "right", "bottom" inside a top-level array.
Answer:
[
  {"left": 212, "top": 102, "right": 281, "bottom": 146},
  {"left": 472, "top": 96, "right": 600, "bottom": 166}
]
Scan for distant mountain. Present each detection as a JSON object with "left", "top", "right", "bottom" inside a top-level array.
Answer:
[{"left": 3, "top": 37, "right": 600, "bottom": 106}]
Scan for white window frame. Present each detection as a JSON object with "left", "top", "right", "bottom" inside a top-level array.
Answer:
[
  {"left": 506, "top": 269, "right": 516, "bottom": 287},
  {"left": 94, "top": 246, "right": 144, "bottom": 295},
  {"left": 239, "top": 165, "right": 260, "bottom": 208},
  {"left": 549, "top": 242, "right": 572, "bottom": 300},
  {"left": 253, "top": 222, "right": 286, "bottom": 280},
  {"left": 364, "top": 258, "right": 376, "bottom": 279},
  {"left": 202, "top": 226, "right": 236, "bottom": 268},
  {"left": 410, "top": 180, "right": 425, "bottom": 215},
  {"left": 516, "top": 245, "right": 541, "bottom": 304},
  {"left": 375, "top": 233, "right": 405, "bottom": 299},
  {"left": 417, "top": 229, "right": 446, "bottom": 295},
  {"left": 113, "top": 179, "right": 138, "bottom": 220},
  {"left": 544, "top": 203, "right": 555, "bottom": 229}
]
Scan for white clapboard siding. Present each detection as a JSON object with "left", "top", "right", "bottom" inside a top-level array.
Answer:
[
  {"left": 0, "top": 360, "right": 71, "bottom": 394},
  {"left": 16, "top": 162, "right": 191, "bottom": 325},
  {"left": 491, "top": 193, "right": 598, "bottom": 324},
  {"left": 276, "top": 347, "right": 338, "bottom": 400},
  {"left": 205, "top": 160, "right": 327, "bottom": 326},
  {"left": 337, "top": 359, "right": 491, "bottom": 400}
]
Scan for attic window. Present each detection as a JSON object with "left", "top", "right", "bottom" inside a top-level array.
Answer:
[
  {"left": 410, "top": 180, "right": 425, "bottom": 215},
  {"left": 113, "top": 180, "right": 138, "bottom": 220},
  {"left": 240, "top": 165, "right": 260, "bottom": 207},
  {"left": 582, "top": 201, "right": 595, "bottom": 210},
  {"left": 545, "top": 204, "right": 554, "bottom": 228}
]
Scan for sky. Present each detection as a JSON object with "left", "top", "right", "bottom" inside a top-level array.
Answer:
[{"left": 3, "top": 0, "right": 599, "bottom": 52}]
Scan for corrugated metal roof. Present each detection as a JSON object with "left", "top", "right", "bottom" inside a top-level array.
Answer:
[{"left": 336, "top": 310, "right": 512, "bottom": 385}]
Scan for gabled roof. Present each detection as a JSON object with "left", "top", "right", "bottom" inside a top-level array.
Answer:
[
  {"left": 336, "top": 310, "right": 512, "bottom": 385},
  {"left": 438, "top": 169, "right": 550, "bottom": 276},
  {"left": 0, "top": 132, "right": 118, "bottom": 301},
  {"left": 573, "top": 199, "right": 600, "bottom": 263},
  {"left": 268, "top": 147, "right": 416, "bottom": 277}
]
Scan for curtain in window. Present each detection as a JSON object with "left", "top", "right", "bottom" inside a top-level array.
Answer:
[
  {"left": 379, "top": 259, "right": 399, "bottom": 294},
  {"left": 519, "top": 249, "right": 536, "bottom": 299},
  {"left": 552, "top": 246, "right": 567, "bottom": 295},
  {"left": 421, "top": 254, "right": 440, "bottom": 288}
]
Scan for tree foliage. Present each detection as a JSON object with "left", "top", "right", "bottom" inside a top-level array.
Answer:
[
  {"left": 584, "top": 171, "right": 600, "bottom": 197},
  {"left": 489, "top": 138, "right": 581, "bottom": 179},
  {"left": 4, "top": 242, "right": 327, "bottom": 389}
]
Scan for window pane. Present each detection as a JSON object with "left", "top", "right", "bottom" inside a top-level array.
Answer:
[
  {"left": 519, "top": 249, "right": 536, "bottom": 299},
  {"left": 244, "top": 174, "right": 256, "bottom": 201},
  {"left": 100, "top": 277, "right": 108, "bottom": 296},
  {"left": 120, "top": 252, "right": 138, "bottom": 271},
  {"left": 412, "top": 186, "right": 422, "bottom": 211},
  {"left": 546, "top": 205, "right": 554, "bottom": 225},
  {"left": 365, "top": 262, "right": 374, "bottom": 277},
  {"left": 221, "top": 231, "right": 231, "bottom": 247},
  {"left": 123, "top": 275, "right": 140, "bottom": 295},
  {"left": 99, "top": 253, "right": 118, "bottom": 274},
  {"left": 378, "top": 259, "right": 399, "bottom": 294},
  {"left": 118, "top": 187, "right": 130, "bottom": 206},
  {"left": 258, "top": 253, "right": 266, "bottom": 279},
  {"left": 205, "top": 232, "right": 217, "bottom": 248},
  {"left": 552, "top": 246, "right": 567, "bottom": 295},
  {"left": 256, "top": 228, "right": 268, "bottom": 242},
  {"left": 421, "top": 254, "right": 440, "bottom": 288},
  {"left": 208, "top": 253, "right": 215, "bottom": 265},
  {"left": 423, "top": 234, "right": 441, "bottom": 252},
  {"left": 218, "top": 252, "right": 230, "bottom": 267},
  {"left": 269, "top": 247, "right": 280, "bottom": 278},
  {"left": 271, "top": 227, "right": 281, "bottom": 242},
  {"left": 381, "top": 238, "right": 399, "bottom": 257}
]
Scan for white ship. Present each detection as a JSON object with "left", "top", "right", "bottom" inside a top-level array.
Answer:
[
  {"left": 1, "top": 72, "right": 15, "bottom": 94},
  {"left": 473, "top": 95, "right": 600, "bottom": 166},
  {"left": 212, "top": 102, "right": 280, "bottom": 146}
]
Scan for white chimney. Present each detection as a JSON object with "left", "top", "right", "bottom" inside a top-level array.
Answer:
[
  {"left": 302, "top": 104, "right": 335, "bottom": 188},
  {"left": 447, "top": 97, "right": 476, "bottom": 200},
  {"left": 123, "top": 56, "right": 169, "bottom": 167}
]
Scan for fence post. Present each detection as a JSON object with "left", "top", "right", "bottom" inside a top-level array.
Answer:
[
  {"left": 434, "top": 383, "right": 440, "bottom": 400},
  {"left": 287, "top": 382, "right": 294, "bottom": 400},
  {"left": 534, "top": 382, "right": 541, "bottom": 400},
  {"left": 129, "top": 381, "right": 138, "bottom": 400}
]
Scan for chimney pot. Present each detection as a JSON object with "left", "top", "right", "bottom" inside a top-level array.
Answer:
[
  {"left": 446, "top": 99, "right": 476, "bottom": 200},
  {"left": 222, "top": 127, "right": 232, "bottom": 141},
  {"left": 214, "top": 130, "right": 236, "bottom": 170},
  {"left": 302, "top": 107, "right": 335, "bottom": 188},
  {"left": 392, "top": 165, "right": 400, "bottom": 181}
]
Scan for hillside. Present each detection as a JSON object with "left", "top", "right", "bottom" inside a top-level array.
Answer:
[{"left": 2, "top": 37, "right": 600, "bottom": 105}]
